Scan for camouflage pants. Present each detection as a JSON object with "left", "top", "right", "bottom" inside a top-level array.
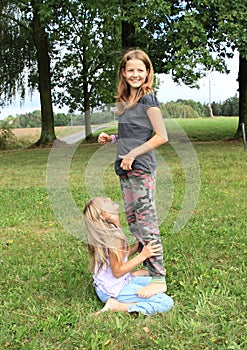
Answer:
[{"left": 120, "top": 169, "right": 166, "bottom": 278}]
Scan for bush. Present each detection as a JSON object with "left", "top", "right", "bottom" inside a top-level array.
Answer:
[
  {"left": 162, "top": 102, "right": 201, "bottom": 118},
  {"left": 0, "top": 127, "right": 17, "bottom": 150}
]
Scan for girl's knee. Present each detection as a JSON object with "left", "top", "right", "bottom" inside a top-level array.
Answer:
[{"left": 156, "top": 294, "right": 174, "bottom": 312}]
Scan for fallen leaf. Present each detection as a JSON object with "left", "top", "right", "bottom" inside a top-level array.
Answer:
[{"left": 143, "top": 327, "right": 150, "bottom": 333}]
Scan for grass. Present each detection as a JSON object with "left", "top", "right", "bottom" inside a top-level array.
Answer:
[
  {"left": 173, "top": 117, "right": 239, "bottom": 141},
  {"left": 1, "top": 117, "right": 246, "bottom": 349}
]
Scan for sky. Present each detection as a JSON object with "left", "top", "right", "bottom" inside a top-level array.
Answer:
[
  {"left": 157, "top": 53, "right": 239, "bottom": 105},
  {"left": 0, "top": 53, "right": 239, "bottom": 120}
]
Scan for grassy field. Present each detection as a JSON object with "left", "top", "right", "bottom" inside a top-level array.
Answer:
[
  {"left": 9, "top": 116, "right": 239, "bottom": 146},
  {"left": 0, "top": 118, "right": 246, "bottom": 349}
]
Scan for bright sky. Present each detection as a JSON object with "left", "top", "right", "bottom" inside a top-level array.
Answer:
[
  {"left": 157, "top": 53, "right": 239, "bottom": 105},
  {"left": 0, "top": 53, "right": 239, "bottom": 120}
]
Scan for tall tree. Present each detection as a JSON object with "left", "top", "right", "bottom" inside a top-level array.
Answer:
[
  {"left": 30, "top": 0, "right": 56, "bottom": 145},
  {"left": 50, "top": 1, "right": 121, "bottom": 140},
  {"left": 217, "top": 0, "right": 247, "bottom": 135},
  {"left": 0, "top": 0, "right": 56, "bottom": 145},
  {"left": 0, "top": 1, "right": 34, "bottom": 105},
  {"left": 181, "top": 0, "right": 247, "bottom": 136},
  {"left": 147, "top": 0, "right": 247, "bottom": 136},
  {"left": 118, "top": 0, "right": 247, "bottom": 137}
]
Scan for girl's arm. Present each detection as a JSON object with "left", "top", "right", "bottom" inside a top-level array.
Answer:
[
  {"left": 128, "top": 240, "right": 140, "bottom": 257},
  {"left": 119, "top": 107, "right": 168, "bottom": 170},
  {"left": 109, "top": 240, "right": 161, "bottom": 278}
]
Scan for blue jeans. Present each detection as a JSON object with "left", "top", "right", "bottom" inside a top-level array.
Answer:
[{"left": 95, "top": 276, "right": 174, "bottom": 315}]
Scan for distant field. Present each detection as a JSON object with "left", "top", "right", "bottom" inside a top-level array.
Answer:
[
  {"left": 12, "top": 126, "right": 84, "bottom": 139},
  {"left": 11, "top": 117, "right": 239, "bottom": 144}
]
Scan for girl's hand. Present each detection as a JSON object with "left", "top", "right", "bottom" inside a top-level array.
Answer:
[
  {"left": 119, "top": 154, "right": 135, "bottom": 171},
  {"left": 98, "top": 132, "right": 111, "bottom": 144},
  {"left": 141, "top": 240, "right": 162, "bottom": 259}
]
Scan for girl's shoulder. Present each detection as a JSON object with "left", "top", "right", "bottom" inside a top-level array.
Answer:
[{"left": 139, "top": 93, "right": 160, "bottom": 108}]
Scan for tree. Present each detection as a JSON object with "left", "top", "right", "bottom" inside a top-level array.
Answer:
[
  {"left": 118, "top": 0, "right": 247, "bottom": 137},
  {"left": 30, "top": 0, "right": 56, "bottom": 144},
  {"left": 167, "top": 0, "right": 247, "bottom": 135},
  {"left": 0, "top": 0, "right": 56, "bottom": 145},
  {"left": 216, "top": 0, "right": 247, "bottom": 134},
  {"left": 0, "top": 1, "right": 35, "bottom": 102},
  {"left": 50, "top": 1, "right": 121, "bottom": 140}
]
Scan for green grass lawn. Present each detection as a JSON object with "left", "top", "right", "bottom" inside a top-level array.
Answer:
[{"left": 0, "top": 118, "right": 246, "bottom": 349}]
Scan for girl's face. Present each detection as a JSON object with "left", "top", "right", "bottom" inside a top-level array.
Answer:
[
  {"left": 96, "top": 198, "right": 119, "bottom": 216},
  {"left": 122, "top": 59, "right": 149, "bottom": 92}
]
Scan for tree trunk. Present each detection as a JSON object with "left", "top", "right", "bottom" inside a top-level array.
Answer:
[
  {"left": 121, "top": 0, "right": 136, "bottom": 51},
  {"left": 31, "top": 1, "right": 56, "bottom": 145},
  {"left": 236, "top": 54, "right": 247, "bottom": 138},
  {"left": 122, "top": 21, "right": 135, "bottom": 51},
  {"left": 84, "top": 90, "right": 93, "bottom": 141},
  {"left": 85, "top": 108, "right": 93, "bottom": 141},
  {"left": 82, "top": 48, "right": 93, "bottom": 141}
]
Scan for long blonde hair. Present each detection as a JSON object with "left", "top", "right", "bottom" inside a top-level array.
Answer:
[
  {"left": 83, "top": 197, "right": 129, "bottom": 273},
  {"left": 116, "top": 49, "right": 154, "bottom": 114}
]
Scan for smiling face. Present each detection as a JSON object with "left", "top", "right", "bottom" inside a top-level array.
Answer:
[{"left": 122, "top": 59, "right": 149, "bottom": 93}]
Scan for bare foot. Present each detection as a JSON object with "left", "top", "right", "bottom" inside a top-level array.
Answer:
[
  {"left": 95, "top": 298, "right": 136, "bottom": 315},
  {"left": 137, "top": 282, "right": 167, "bottom": 298},
  {"left": 95, "top": 298, "right": 119, "bottom": 315}
]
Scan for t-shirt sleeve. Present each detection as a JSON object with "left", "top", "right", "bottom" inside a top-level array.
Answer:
[{"left": 139, "top": 94, "right": 160, "bottom": 109}]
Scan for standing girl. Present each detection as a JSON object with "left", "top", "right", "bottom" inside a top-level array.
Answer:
[
  {"left": 98, "top": 49, "right": 169, "bottom": 298},
  {"left": 84, "top": 197, "right": 174, "bottom": 315}
]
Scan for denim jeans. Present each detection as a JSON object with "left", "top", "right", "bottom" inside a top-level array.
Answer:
[{"left": 95, "top": 276, "right": 174, "bottom": 315}]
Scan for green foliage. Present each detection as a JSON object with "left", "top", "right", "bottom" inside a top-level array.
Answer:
[
  {"left": 0, "top": 126, "right": 16, "bottom": 149},
  {"left": 125, "top": 0, "right": 229, "bottom": 85},
  {"left": 212, "top": 95, "right": 239, "bottom": 116},
  {"left": 2, "top": 109, "right": 115, "bottom": 128},
  {"left": 162, "top": 102, "right": 200, "bottom": 118},
  {"left": 0, "top": 1, "right": 36, "bottom": 102},
  {"left": 160, "top": 96, "right": 239, "bottom": 119},
  {"left": 1, "top": 0, "right": 247, "bottom": 140},
  {"left": 18, "top": 110, "right": 41, "bottom": 128},
  {"left": 50, "top": 1, "right": 121, "bottom": 113},
  {"left": 161, "top": 100, "right": 209, "bottom": 118},
  {"left": 176, "top": 99, "right": 209, "bottom": 117}
]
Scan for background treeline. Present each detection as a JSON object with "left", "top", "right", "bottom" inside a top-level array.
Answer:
[{"left": 1, "top": 95, "right": 239, "bottom": 128}]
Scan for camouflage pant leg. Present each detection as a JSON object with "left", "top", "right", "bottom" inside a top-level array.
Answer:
[{"left": 120, "top": 169, "right": 166, "bottom": 277}]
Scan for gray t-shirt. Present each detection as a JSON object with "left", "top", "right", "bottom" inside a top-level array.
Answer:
[{"left": 115, "top": 93, "right": 160, "bottom": 176}]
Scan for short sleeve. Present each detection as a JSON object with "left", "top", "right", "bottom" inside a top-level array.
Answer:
[{"left": 139, "top": 94, "right": 160, "bottom": 110}]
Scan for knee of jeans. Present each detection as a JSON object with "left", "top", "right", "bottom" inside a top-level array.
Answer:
[
  {"left": 157, "top": 294, "right": 174, "bottom": 311},
  {"left": 95, "top": 288, "right": 111, "bottom": 303}
]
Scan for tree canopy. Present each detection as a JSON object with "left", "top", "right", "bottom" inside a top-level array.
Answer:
[
  {"left": 1, "top": 0, "right": 247, "bottom": 144},
  {"left": 49, "top": 1, "right": 121, "bottom": 139}
]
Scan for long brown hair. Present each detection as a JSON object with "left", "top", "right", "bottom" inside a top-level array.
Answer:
[{"left": 116, "top": 49, "right": 154, "bottom": 114}]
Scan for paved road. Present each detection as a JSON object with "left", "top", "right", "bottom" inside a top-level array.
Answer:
[
  {"left": 60, "top": 125, "right": 115, "bottom": 144},
  {"left": 60, "top": 131, "right": 85, "bottom": 144}
]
